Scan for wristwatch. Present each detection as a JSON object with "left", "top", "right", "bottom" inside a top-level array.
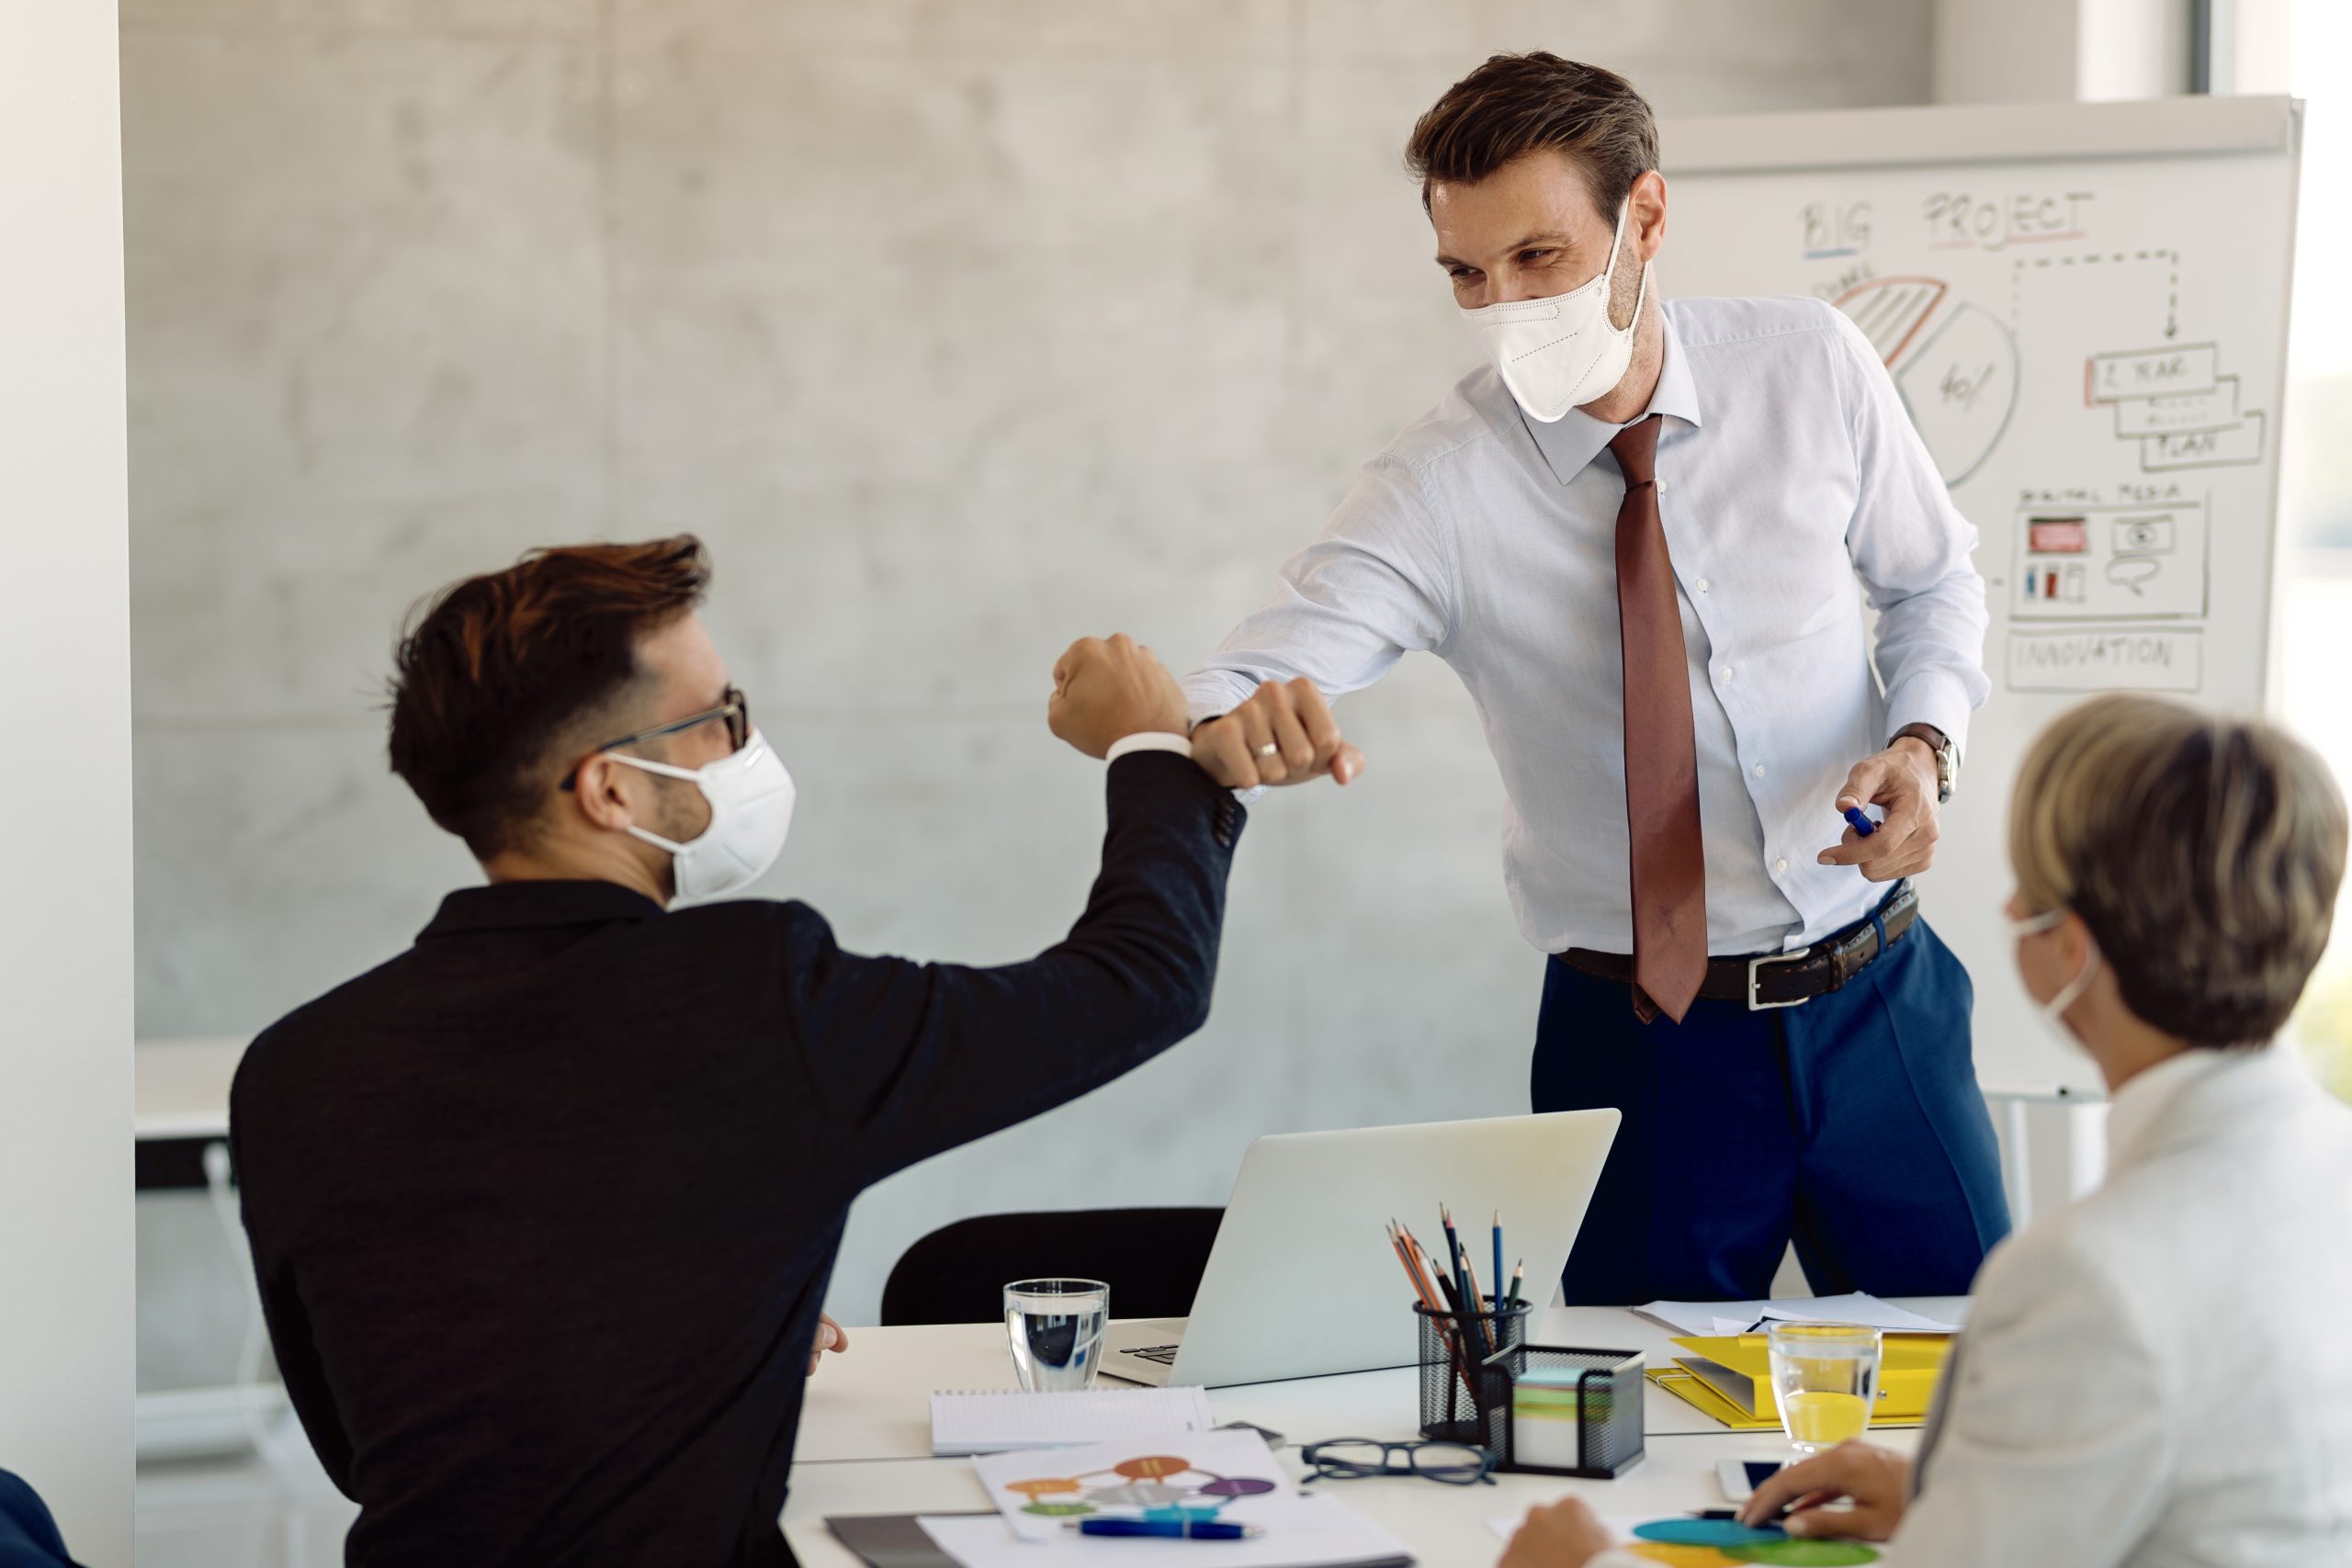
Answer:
[{"left": 1893, "top": 723, "right": 1959, "bottom": 805}]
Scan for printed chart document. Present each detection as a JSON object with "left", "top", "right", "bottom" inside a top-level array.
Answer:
[
  {"left": 918, "top": 1502, "right": 1409, "bottom": 1568},
  {"left": 929, "top": 1387, "right": 1215, "bottom": 1456},
  {"left": 1634, "top": 1292, "right": 1963, "bottom": 1337},
  {"left": 920, "top": 1431, "right": 1409, "bottom": 1567}
]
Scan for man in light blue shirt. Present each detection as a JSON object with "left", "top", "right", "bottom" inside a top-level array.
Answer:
[{"left": 1182, "top": 53, "right": 2010, "bottom": 1302}]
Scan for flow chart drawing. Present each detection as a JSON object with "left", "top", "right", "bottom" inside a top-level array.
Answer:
[
  {"left": 2011, "top": 498, "right": 2210, "bottom": 622},
  {"left": 1835, "top": 276, "right": 2018, "bottom": 488},
  {"left": 1003, "top": 1454, "right": 1280, "bottom": 1520},
  {"left": 2085, "top": 343, "right": 2268, "bottom": 471}
]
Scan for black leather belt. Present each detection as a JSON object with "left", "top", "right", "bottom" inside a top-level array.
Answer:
[{"left": 1557, "top": 884, "right": 1919, "bottom": 1011}]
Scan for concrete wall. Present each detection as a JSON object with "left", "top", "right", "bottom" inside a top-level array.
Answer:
[
  {"left": 1931, "top": 0, "right": 2193, "bottom": 103},
  {"left": 1, "top": 0, "right": 134, "bottom": 1558},
  {"left": 126, "top": 0, "right": 1934, "bottom": 1339}
]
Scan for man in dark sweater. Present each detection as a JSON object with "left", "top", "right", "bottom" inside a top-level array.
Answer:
[{"left": 231, "top": 536, "right": 1315, "bottom": 1567}]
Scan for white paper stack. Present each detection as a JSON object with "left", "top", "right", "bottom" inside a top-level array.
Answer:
[
  {"left": 929, "top": 1386, "right": 1216, "bottom": 1456},
  {"left": 1633, "top": 1292, "right": 1963, "bottom": 1337}
]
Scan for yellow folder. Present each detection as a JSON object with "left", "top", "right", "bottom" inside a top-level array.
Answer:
[
  {"left": 1645, "top": 1366, "right": 1784, "bottom": 1430},
  {"left": 1654, "top": 1333, "right": 1951, "bottom": 1427}
]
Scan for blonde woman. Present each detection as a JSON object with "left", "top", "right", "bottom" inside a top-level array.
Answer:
[{"left": 1510, "top": 694, "right": 2352, "bottom": 1568}]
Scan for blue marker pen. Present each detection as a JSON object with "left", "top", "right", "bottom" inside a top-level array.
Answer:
[
  {"left": 1840, "top": 805, "right": 1878, "bottom": 838},
  {"left": 1072, "top": 1519, "right": 1262, "bottom": 1540}
]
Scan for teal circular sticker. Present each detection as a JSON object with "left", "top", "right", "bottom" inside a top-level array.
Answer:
[
  {"left": 1632, "top": 1519, "right": 1789, "bottom": 1547},
  {"left": 1726, "top": 1541, "right": 1882, "bottom": 1565}
]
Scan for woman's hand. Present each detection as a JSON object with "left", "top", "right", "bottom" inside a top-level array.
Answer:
[
  {"left": 1739, "top": 1440, "right": 1912, "bottom": 1540},
  {"left": 1498, "top": 1496, "right": 1616, "bottom": 1568}
]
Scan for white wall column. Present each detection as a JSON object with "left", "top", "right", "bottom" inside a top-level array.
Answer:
[
  {"left": 1937, "top": 0, "right": 2198, "bottom": 103},
  {"left": 0, "top": 0, "right": 135, "bottom": 1559}
]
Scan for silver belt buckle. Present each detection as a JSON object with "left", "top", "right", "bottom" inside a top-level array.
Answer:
[{"left": 1747, "top": 946, "right": 1815, "bottom": 1010}]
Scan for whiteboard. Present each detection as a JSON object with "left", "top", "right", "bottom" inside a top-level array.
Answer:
[{"left": 1657, "top": 96, "right": 2302, "bottom": 1091}]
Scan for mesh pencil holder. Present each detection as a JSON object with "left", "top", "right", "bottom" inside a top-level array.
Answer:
[
  {"left": 1415, "top": 1298, "right": 1532, "bottom": 1446},
  {"left": 1474, "top": 1343, "right": 1646, "bottom": 1478}
]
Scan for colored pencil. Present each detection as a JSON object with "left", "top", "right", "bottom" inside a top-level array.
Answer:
[
  {"left": 1388, "top": 1222, "right": 1442, "bottom": 1313},
  {"left": 1441, "top": 1205, "right": 1469, "bottom": 1325},
  {"left": 1389, "top": 1221, "right": 1475, "bottom": 1392},
  {"left": 1506, "top": 1258, "right": 1525, "bottom": 1313},
  {"left": 1492, "top": 1210, "right": 1504, "bottom": 1314},
  {"left": 1407, "top": 1226, "right": 1477, "bottom": 1369},
  {"left": 1459, "top": 1245, "right": 1494, "bottom": 1354}
]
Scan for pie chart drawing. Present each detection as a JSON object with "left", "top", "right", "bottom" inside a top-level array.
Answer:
[{"left": 1835, "top": 276, "right": 2020, "bottom": 489}]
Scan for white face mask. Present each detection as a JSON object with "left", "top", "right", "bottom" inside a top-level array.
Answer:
[
  {"left": 2010, "top": 908, "right": 2101, "bottom": 1041},
  {"left": 1458, "top": 197, "right": 1650, "bottom": 423},
  {"left": 606, "top": 729, "right": 796, "bottom": 903}
]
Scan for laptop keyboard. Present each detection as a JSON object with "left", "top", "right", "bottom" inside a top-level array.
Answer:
[{"left": 1127, "top": 1345, "right": 1182, "bottom": 1364}]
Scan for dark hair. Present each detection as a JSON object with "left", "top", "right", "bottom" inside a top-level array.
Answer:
[
  {"left": 387, "top": 536, "right": 711, "bottom": 859},
  {"left": 1404, "top": 52, "right": 1659, "bottom": 217}
]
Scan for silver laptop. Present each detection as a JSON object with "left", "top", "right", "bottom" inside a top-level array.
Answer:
[{"left": 1101, "top": 1110, "right": 1618, "bottom": 1389}]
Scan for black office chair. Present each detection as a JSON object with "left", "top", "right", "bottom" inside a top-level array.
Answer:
[{"left": 879, "top": 1207, "right": 1225, "bottom": 1327}]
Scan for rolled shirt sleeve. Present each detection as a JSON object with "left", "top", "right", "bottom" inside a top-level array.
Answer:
[
  {"left": 1181, "top": 454, "right": 1455, "bottom": 728},
  {"left": 1827, "top": 306, "right": 1991, "bottom": 757}
]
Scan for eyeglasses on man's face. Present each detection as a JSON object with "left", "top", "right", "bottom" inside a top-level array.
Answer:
[{"left": 560, "top": 685, "right": 751, "bottom": 792}]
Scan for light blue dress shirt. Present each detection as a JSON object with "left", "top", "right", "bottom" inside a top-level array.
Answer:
[{"left": 1182, "top": 295, "right": 1990, "bottom": 958}]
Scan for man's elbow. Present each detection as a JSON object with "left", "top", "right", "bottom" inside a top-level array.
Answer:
[{"left": 1146, "top": 941, "right": 1219, "bottom": 1045}]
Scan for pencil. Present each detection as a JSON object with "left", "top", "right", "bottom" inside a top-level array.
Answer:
[
  {"left": 1392, "top": 1223, "right": 1476, "bottom": 1392},
  {"left": 1386, "top": 1225, "right": 1424, "bottom": 1306},
  {"left": 1506, "top": 1258, "right": 1525, "bottom": 1313},
  {"left": 1492, "top": 1210, "right": 1503, "bottom": 1314},
  {"left": 1397, "top": 1227, "right": 1448, "bottom": 1325},
  {"left": 1441, "top": 1205, "right": 1469, "bottom": 1325},
  {"left": 1408, "top": 1226, "right": 1476, "bottom": 1373},
  {"left": 1459, "top": 1245, "right": 1494, "bottom": 1354},
  {"left": 1389, "top": 1223, "right": 1442, "bottom": 1313}
]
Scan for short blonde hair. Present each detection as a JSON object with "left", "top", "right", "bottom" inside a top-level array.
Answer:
[{"left": 2009, "top": 694, "right": 2347, "bottom": 1047}]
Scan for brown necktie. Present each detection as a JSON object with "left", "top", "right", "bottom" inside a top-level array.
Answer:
[{"left": 1610, "top": 414, "right": 1706, "bottom": 1024}]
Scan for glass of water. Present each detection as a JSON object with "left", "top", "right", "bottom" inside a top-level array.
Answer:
[
  {"left": 1766, "top": 1321, "right": 1882, "bottom": 1456},
  {"left": 1003, "top": 1279, "right": 1109, "bottom": 1393}
]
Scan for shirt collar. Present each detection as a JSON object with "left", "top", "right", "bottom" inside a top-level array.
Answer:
[
  {"left": 1521, "top": 305, "right": 1705, "bottom": 489},
  {"left": 2102, "top": 1046, "right": 2278, "bottom": 1172},
  {"left": 418, "top": 879, "right": 666, "bottom": 941}
]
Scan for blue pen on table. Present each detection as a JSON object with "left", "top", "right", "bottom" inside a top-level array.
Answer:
[
  {"left": 1071, "top": 1518, "right": 1264, "bottom": 1540},
  {"left": 1840, "top": 804, "right": 1878, "bottom": 838}
]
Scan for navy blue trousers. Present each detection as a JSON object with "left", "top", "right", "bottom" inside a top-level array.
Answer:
[{"left": 1533, "top": 916, "right": 2011, "bottom": 1304}]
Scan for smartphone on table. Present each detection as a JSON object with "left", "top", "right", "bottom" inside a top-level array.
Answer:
[{"left": 1716, "top": 1459, "right": 1784, "bottom": 1503}]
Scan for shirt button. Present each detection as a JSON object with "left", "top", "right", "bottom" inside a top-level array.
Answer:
[
  {"left": 1753, "top": 763, "right": 1768, "bottom": 778},
  {"left": 1695, "top": 578, "right": 1711, "bottom": 593},
  {"left": 1721, "top": 666, "right": 1735, "bottom": 681},
  {"left": 1775, "top": 857, "right": 1790, "bottom": 874}
]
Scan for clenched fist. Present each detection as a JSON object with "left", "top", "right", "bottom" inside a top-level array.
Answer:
[
  {"left": 1192, "top": 677, "right": 1363, "bottom": 789},
  {"left": 1048, "top": 635, "right": 1191, "bottom": 758}
]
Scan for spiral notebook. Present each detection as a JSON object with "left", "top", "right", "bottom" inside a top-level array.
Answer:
[{"left": 928, "top": 1386, "right": 1216, "bottom": 1455}]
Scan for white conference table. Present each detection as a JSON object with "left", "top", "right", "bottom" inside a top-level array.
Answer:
[{"left": 783, "top": 1299, "right": 1963, "bottom": 1565}]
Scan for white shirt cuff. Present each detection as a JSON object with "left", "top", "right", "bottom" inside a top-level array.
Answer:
[{"left": 1104, "top": 732, "right": 1193, "bottom": 763}]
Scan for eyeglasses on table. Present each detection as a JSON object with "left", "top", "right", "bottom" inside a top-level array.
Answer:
[{"left": 1298, "top": 1438, "right": 1497, "bottom": 1486}]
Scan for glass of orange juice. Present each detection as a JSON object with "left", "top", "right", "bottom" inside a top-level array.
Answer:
[{"left": 1766, "top": 1322, "right": 1882, "bottom": 1456}]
